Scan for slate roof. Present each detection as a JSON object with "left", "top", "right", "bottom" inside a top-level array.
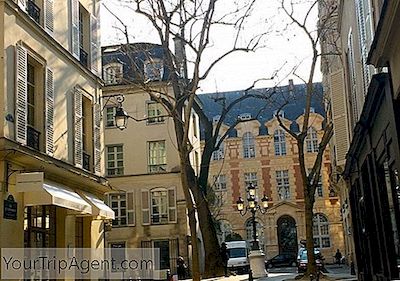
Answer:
[
  {"left": 198, "top": 83, "right": 325, "bottom": 138},
  {"left": 102, "top": 43, "right": 172, "bottom": 83}
]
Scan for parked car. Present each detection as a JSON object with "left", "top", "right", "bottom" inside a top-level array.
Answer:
[
  {"left": 297, "top": 249, "right": 327, "bottom": 273},
  {"left": 265, "top": 253, "right": 297, "bottom": 268}
]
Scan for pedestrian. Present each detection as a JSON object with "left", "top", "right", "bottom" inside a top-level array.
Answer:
[
  {"left": 177, "top": 256, "right": 186, "bottom": 280},
  {"left": 220, "top": 242, "right": 230, "bottom": 277},
  {"left": 335, "top": 249, "right": 342, "bottom": 265}
]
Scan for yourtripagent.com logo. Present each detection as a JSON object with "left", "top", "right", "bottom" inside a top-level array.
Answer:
[{"left": 1, "top": 248, "right": 160, "bottom": 280}]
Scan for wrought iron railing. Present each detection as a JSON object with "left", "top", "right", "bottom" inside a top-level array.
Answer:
[
  {"left": 27, "top": 126, "right": 40, "bottom": 151},
  {"left": 27, "top": 0, "right": 40, "bottom": 24},
  {"left": 79, "top": 48, "right": 88, "bottom": 67},
  {"left": 83, "top": 152, "right": 90, "bottom": 171}
]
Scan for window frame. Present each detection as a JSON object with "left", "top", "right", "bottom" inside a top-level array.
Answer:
[
  {"left": 109, "top": 193, "right": 127, "bottom": 227},
  {"left": 313, "top": 213, "right": 331, "bottom": 248},
  {"left": 306, "top": 127, "right": 319, "bottom": 153},
  {"left": 274, "top": 128, "right": 287, "bottom": 156},
  {"left": 148, "top": 140, "right": 167, "bottom": 173},
  {"left": 146, "top": 101, "right": 165, "bottom": 124},
  {"left": 106, "top": 144, "right": 124, "bottom": 176},
  {"left": 276, "top": 170, "right": 290, "bottom": 200},
  {"left": 213, "top": 174, "right": 227, "bottom": 191},
  {"left": 144, "top": 58, "right": 164, "bottom": 81},
  {"left": 243, "top": 132, "right": 256, "bottom": 158},
  {"left": 150, "top": 188, "right": 169, "bottom": 224},
  {"left": 104, "top": 62, "right": 123, "bottom": 85},
  {"left": 212, "top": 136, "right": 224, "bottom": 161},
  {"left": 105, "top": 106, "right": 117, "bottom": 128}
]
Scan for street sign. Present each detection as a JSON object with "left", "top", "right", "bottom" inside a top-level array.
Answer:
[{"left": 4, "top": 195, "right": 17, "bottom": 220}]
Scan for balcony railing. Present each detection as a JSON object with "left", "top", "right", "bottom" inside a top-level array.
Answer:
[
  {"left": 27, "top": 126, "right": 40, "bottom": 151},
  {"left": 79, "top": 48, "right": 88, "bottom": 67},
  {"left": 27, "top": 0, "right": 40, "bottom": 24},
  {"left": 83, "top": 152, "right": 90, "bottom": 171},
  {"left": 149, "top": 164, "right": 167, "bottom": 173}
]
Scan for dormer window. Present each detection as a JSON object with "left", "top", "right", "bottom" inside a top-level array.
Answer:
[
  {"left": 144, "top": 59, "right": 164, "bottom": 81},
  {"left": 273, "top": 110, "right": 285, "bottom": 118},
  {"left": 103, "top": 62, "right": 123, "bottom": 85}
]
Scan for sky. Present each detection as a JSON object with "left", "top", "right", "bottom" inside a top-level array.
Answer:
[{"left": 100, "top": 0, "right": 322, "bottom": 94}]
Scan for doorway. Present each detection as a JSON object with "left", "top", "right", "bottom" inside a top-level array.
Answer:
[{"left": 277, "top": 215, "right": 298, "bottom": 255}]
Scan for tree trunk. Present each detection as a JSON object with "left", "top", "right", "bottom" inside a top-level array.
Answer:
[
  {"left": 192, "top": 189, "right": 225, "bottom": 277},
  {"left": 180, "top": 159, "right": 201, "bottom": 281},
  {"left": 304, "top": 193, "right": 317, "bottom": 276}
]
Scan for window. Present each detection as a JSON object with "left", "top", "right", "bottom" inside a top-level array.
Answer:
[
  {"left": 78, "top": 4, "right": 89, "bottom": 67},
  {"left": 19, "top": 0, "right": 54, "bottom": 33},
  {"left": 108, "top": 192, "right": 135, "bottom": 227},
  {"left": 306, "top": 127, "right": 318, "bottom": 153},
  {"left": 313, "top": 213, "right": 331, "bottom": 248},
  {"left": 110, "top": 193, "right": 127, "bottom": 226},
  {"left": 142, "top": 188, "right": 176, "bottom": 225},
  {"left": 106, "top": 107, "right": 117, "bottom": 127},
  {"left": 151, "top": 189, "right": 168, "bottom": 224},
  {"left": 147, "top": 102, "right": 165, "bottom": 124},
  {"left": 82, "top": 96, "right": 93, "bottom": 171},
  {"left": 243, "top": 132, "right": 255, "bottom": 158},
  {"left": 110, "top": 242, "right": 126, "bottom": 272},
  {"left": 213, "top": 174, "right": 227, "bottom": 191},
  {"left": 15, "top": 44, "right": 54, "bottom": 155},
  {"left": 308, "top": 169, "right": 323, "bottom": 198},
  {"left": 192, "top": 113, "right": 198, "bottom": 138},
  {"left": 274, "top": 129, "right": 286, "bottom": 156},
  {"left": 212, "top": 136, "right": 224, "bottom": 161},
  {"left": 148, "top": 141, "right": 166, "bottom": 173},
  {"left": 144, "top": 59, "right": 164, "bottom": 81},
  {"left": 276, "top": 170, "right": 290, "bottom": 200},
  {"left": 24, "top": 206, "right": 56, "bottom": 248},
  {"left": 107, "top": 145, "right": 124, "bottom": 176},
  {"left": 103, "top": 63, "right": 123, "bottom": 85},
  {"left": 244, "top": 172, "right": 258, "bottom": 189},
  {"left": 25, "top": 59, "right": 44, "bottom": 151},
  {"left": 154, "top": 240, "right": 170, "bottom": 270}
]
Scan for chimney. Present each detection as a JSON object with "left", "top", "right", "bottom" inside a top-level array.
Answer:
[{"left": 173, "top": 36, "right": 187, "bottom": 79}]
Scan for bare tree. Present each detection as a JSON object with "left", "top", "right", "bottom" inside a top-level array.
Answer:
[
  {"left": 104, "top": 0, "right": 274, "bottom": 279},
  {"left": 276, "top": 0, "right": 339, "bottom": 277}
]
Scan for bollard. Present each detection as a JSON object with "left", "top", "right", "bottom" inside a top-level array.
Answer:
[
  {"left": 350, "top": 261, "right": 356, "bottom": 275},
  {"left": 167, "top": 269, "right": 171, "bottom": 281},
  {"left": 248, "top": 269, "right": 253, "bottom": 281}
]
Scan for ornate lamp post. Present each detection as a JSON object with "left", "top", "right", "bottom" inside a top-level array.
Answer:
[{"left": 236, "top": 183, "right": 269, "bottom": 278}]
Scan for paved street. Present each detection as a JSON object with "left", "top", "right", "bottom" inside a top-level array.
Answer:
[{"left": 184, "top": 265, "right": 357, "bottom": 281}]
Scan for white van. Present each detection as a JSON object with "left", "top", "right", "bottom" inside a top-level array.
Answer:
[{"left": 226, "top": 241, "right": 249, "bottom": 273}]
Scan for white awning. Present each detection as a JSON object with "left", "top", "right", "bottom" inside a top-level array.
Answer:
[
  {"left": 80, "top": 192, "right": 115, "bottom": 219},
  {"left": 16, "top": 174, "right": 92, "bottom": 214}
]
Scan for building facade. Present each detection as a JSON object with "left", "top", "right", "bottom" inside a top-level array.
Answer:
[
  {"left": 320, "top": 0, "right": 400, "bottom": 279},
  {"left": 102, "top": 43, "right": 201, "bottom": 277},
  {"left": 0, "top": 0, "right": 113, "bottom": 279},
  {"left": 206, "top": 111, "right": 344, "bottom": 262}
]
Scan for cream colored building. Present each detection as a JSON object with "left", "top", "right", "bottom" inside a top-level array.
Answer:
[
  {"left": 207, "top": 112, "right": 343, "bottom": 262},
  {"left": 102, "top": 43, "right": 201, "bottom": 276},
  {"left": 0, "top": 0, "right": 114, "bottom": 279}
]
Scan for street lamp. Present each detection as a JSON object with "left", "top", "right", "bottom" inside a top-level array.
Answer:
[
  {"left": 236, "top": 183, "right": 269, "bottom": 251},
  {"left": 102, "top": 94, "right": 140, "bottom": 130}
]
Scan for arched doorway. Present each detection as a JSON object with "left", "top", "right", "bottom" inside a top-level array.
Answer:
[{"left": 277, "top": 215, "right": 298, "bottom": 255}]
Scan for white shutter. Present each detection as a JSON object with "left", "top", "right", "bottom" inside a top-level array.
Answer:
[
  {"left": 90, "top": 15, "right": 99, "bottom": 75},
  {"left": 329, "top": 69, "right": 350, "bottom": 166},
  {"left": 141, "top": 190, "right": 150, "bottom": 225},
  {"left": 168, "top": 187, "right": 177, "bottom": 223},
  {"left": 127, "top": 191, "right": 135, "bottom": 226},
  {"left": 93, "top": 103, "right": 101, "bottom": 175},
  {"left": 74, "top": 88, "right": 83, "bottom": 168},
  {"left": 17, "top": 0, "right": 26, "bottom": 11},
  {"left": 70, "top": 0, "right": 80, "bottom": 59},
  {"left": 44, "top": 0, "right": 54, "bottom": 34},
  {"left": 45, "top": 67, "right": 54, "bottom": 156},
  {"left": 15, "top": 44, "right": 28, "bottom": 146}
]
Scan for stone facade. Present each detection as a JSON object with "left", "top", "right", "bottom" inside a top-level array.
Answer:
[{"left": 207, "top": 113, "right": 344, "bottom": 262}]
